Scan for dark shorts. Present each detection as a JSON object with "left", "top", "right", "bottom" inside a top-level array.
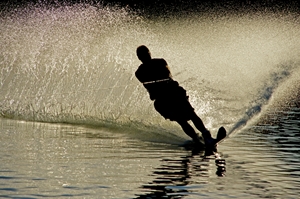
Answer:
[{"left": 153, "top": 86, "right": 195, "bottom": 121}]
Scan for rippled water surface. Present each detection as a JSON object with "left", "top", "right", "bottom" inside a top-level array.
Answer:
[{"left": 1, "top": 105, "right": 299, "bottom": 198}]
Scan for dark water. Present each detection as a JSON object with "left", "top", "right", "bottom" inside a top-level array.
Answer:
[
  {"left": 1, "top": 104, "right": 300, "bottom": 198},
  {"left": 1, "top": 1, "right": 300, "bottom": 198}
]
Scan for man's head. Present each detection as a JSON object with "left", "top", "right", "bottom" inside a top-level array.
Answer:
[{"left": 136, "top": 45, "right": 151, "bottom": 63}]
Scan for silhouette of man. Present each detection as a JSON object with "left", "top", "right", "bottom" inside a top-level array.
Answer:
[{"left": 135, "top": 45, "right": 217, "bottom": 147}]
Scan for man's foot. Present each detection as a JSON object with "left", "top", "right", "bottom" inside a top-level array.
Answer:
[
  {"left": 193, "top": 135, "right": 203, "bottom": 145},
  {"left": 204, "top": 137, "right": 217, "bottom": 148}
]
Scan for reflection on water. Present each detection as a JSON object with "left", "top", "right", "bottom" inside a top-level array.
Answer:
[
  {"left": 0, "top": 117, "right": 226, "bottom": 198},
  {"left": 0, "top": 105, "right": 300, "bottom": 199},
  {"left": 136, "top": 150, "right": 226, "bottom": 198}
]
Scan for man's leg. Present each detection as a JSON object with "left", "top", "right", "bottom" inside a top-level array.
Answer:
[
  {"left": 190, "top": 112, "right": 216, "bottom": 145},
  {"left": 190, "top": 112, "right": 211, "bottom": 137},
  {"left": 177, "top": 120, "right": 201, "bottom": 144}
]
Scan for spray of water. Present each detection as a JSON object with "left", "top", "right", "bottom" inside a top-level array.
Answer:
[{"left": 1, "top": 2, "right": 299, "bottom": 137}]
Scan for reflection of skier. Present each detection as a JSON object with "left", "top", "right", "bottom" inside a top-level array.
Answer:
[
  {"left": 135, "top": 45, "right": 218, "bottom": 147},
  {"left": 136, "top": 148, "right": 226, "bottom": 198}
]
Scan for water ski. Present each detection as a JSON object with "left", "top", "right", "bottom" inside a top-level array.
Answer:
[
  {"left": 206, "top": 126, "right": 227, "bottom": 151},
  {"left": 181, "top": 126, "right": 227, "bottom": 151},
  {"left": 215, "top": 126, "right": 227, "bottom": 146}
]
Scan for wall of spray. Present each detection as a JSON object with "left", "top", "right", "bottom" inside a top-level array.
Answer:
[{"left": 0, "top": 2, "right": 299, "bottom": 136}]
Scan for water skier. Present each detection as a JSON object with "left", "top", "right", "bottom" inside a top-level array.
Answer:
[{"left": 135, "top": 45, "right": 222, "bottom": 148}]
